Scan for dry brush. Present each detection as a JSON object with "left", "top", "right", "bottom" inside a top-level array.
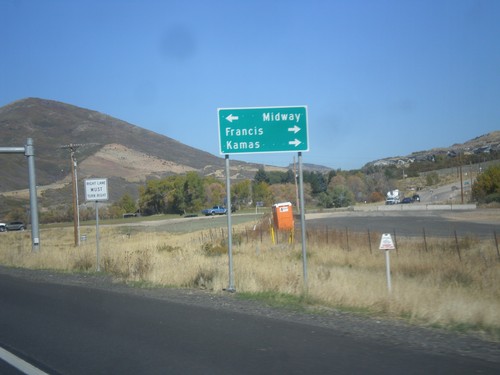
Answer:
[{"left": 0, "top": 219, "right": 499, "bottom": 339}]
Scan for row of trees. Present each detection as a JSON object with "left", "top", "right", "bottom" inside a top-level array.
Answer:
[
  {"left": 33, "top": 163, "right": 499, "bottom": 223},
  {"left": 133, "top": 163, "right": 500, "bottom": 216},
  {"left": 132, "top": 167, "right": 397, "bottom": 216},
  {"left": 257, "top": 167, "right": 397, "bottom": 207},
  {"left": 137, "top": 172, "right": 252, "bottom": 215}
]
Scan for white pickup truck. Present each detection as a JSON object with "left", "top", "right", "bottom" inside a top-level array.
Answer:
[
  {"left": 0, "top": 222, "right": 6, "bottom": 232},
  {"left": 385, "top": 189, "right": 400, "bottom": 205}
]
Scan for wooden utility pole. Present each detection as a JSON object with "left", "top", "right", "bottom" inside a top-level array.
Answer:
[
  {"left": 60, "top": 144, "right": 83, "bottom": 246},
  {"left": 60, "top": 143, "right": 98, "bottom": 246}
]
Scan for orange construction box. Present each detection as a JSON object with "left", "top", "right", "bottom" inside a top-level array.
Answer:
[{"left": 272, "top": 202, "right": 294, "bottom": 230}]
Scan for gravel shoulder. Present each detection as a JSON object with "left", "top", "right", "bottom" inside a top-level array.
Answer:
[{"left": 1, "top": 265, "right": 498, "bottom": 365}]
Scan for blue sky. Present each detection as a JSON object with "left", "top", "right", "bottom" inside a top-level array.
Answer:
[{"left": 1, "top": 0, "right": 499, "bottom": 170}]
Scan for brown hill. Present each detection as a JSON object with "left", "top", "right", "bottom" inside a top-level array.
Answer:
[
  {"left": 0, "top": 98, "right": 265, "bottom": 195},
  {"left": 0, "top": 98, "right": 288, "bottom": 217}
]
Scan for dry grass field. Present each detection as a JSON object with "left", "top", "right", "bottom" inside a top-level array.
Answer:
[{"left": 1, "top": 215, "right": 499, "bottom": 340}]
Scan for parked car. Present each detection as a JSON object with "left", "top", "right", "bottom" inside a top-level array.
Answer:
[
  {"left": 6, "top": 221, "right": 26, "bottom": 231},
  {"left": 0, "top": 223, "right": 6, "bottom": 232},
  {"left": 401, "top": 197, "right": 413, "bottom": 204},
  {"left": 201, "top": 206, "right": 227, "bottom": 216},
  {"left": 412, "top": 194, "right": 421, "bottom": 202}
]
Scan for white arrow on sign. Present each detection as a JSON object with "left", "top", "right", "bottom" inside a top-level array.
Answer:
[
  {"left": 289, "top": 139, "right": 302, "bottom": 147},
  {"left": 287, "top": 125, "right": 301, "bottom": 134},
  {"left": 225, "top": 114, "right": 239, "bottom": 123}
]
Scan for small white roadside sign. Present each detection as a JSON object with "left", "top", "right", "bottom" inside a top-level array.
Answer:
[
  {"left": 85, "top": 178, "right": 108, "bottom": 201},
  {"left": 379, "top": 233, "right": 395, "bottom": 294},
  {"left": 84, "top": 178, "right": 108, "bottom": 273},
  {"left": 379, "top": 233, "right": 395, "bottom": 250}
]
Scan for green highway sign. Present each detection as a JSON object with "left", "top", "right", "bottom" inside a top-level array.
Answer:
[{"left": 218, "top": 106, "right": 309, "bottom": 155}]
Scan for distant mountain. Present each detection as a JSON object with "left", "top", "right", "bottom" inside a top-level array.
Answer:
[
  {"left": 0, "top": 98, "right": 268, "bottom": 194},
  {"left": 1, "top": 98, "right": 497, "bottom": 214},
  {"left": 0, "top": 98, "right": 293, "bottom": 217},
  {"left": 285, "top": 162, "right": 333, "bottom": 173}
]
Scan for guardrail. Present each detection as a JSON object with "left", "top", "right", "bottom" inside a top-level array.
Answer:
[{"left": 354, "top": 203, "right": 477, "bottom": 212}]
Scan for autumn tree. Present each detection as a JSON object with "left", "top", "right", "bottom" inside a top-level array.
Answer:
[
  {"left": 329, "top": 185, "right": 355, "bottom": 207},
  {"left": 117, "top": 193, "right": 137, "bottom": 213},
  {"left": 181, "top": 172, "right": 205, "bottom": 213},
  {"left": 252, "top": 181, "right": 273, "bottom": 206},
  {"left": 269, "top": 183, "right": 297, "bottom": 204},
  {"left": 204, "top": 182, "right": 226, "bottom": 207},
  {"left": 231, "top": 179, "right": 252, "bottom": 208},
  {"left": 472, "top": 164, "right": 500, "bottom": 203},
  {"left": 254, "top": 167, "right": 270, "bottom": 184},
  {"left": 138, "top": 179, "right": 169, "bottom": 215},
  {"left": 346, "top": 175, "right": 367, "bottom": 202}
]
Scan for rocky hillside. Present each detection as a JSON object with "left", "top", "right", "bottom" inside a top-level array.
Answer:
[
  {"left": 367, "top": 131, "right": 500, "bottom": 168},
  {"left": 0, "top": 98, "right": 267, "bottom": 194},
  {"left": 1, "top": 98, "right": 496, "bottom": 214}
]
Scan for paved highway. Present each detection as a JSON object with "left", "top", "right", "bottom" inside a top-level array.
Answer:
[
  {"left": 306, "top": 210, "right": 500, "bottom": 238},
  {"left": 0, "top": 272, "right": 498, "bottom": 374}
]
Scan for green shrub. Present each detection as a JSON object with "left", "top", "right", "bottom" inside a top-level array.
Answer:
[
  {"left": 156, "top": 243, "right": 180, "bottom": 252},
  {"left": 201, "top": 242, "right": 227, "bottom": 256},
  {"left": 72, "top": 253, "right": 94, "bottom": 271}
]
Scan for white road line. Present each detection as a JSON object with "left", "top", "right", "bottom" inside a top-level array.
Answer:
[{"left": 0, "top": 346, "right": 50, "bottom": 375}]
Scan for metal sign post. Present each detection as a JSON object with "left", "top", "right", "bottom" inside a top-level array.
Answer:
[
  {"left": 95, "top": 201, "right": 100, "bottom": 272},
  {"left": 218, "top": 106, "right": 309, "bottom": 292},
  {"left": 225, "top": 155, "right": 235, "bottom": 292},
  {"left": 298, "top": 152, "right": 308, "bottom": 291},
  {"left": 85, "top": 178, "right": 108, "bottom": 272},
  {"left": 0, "top": 138, "right": 40, "bottom": 251},
  {"left": 379, "top": 234, "right": 396, "bottom": 294}
]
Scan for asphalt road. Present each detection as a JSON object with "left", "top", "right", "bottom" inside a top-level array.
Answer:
[
  {"left": 0, "top": 359, "right": 24, "bottom": 375},
  {"left": 306, "top": 210, "right": 500, "bottom": 238},
  {"left": 1, "top": 273, "right": 499, "bottom": 374},
  {"left": 417, "top": 181, "right": 473, "bottom": 204},
  {"left": 131, "top": 208, "right": 500, "bottom": 239}
]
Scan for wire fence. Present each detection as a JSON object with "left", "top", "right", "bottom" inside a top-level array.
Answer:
[{"left": 196, "top": 219, "right": 500, "bottom": 263}]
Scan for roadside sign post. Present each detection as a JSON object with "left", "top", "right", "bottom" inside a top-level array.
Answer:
[
  {"left": 0, "top": 138, "right": 40, "bottom": 252},
  {"left": 224, "top": 155, "right": 235, "bottom": 292},
  {"left": 85, "top": 178, "right": 109, "bottom": 272},
  {"left": 298, "top": 151, "right": 308, "bottom": 291},
  {"left": 379, "top": 234, "right": 395, "bottom": 294},
  {"left": 218, "top": 106, "right": 309, "bottom": 292}
]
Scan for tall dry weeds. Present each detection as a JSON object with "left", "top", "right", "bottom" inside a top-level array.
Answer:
[{"left": 0, "top": 221, "right": 499, "bottom": 338}]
